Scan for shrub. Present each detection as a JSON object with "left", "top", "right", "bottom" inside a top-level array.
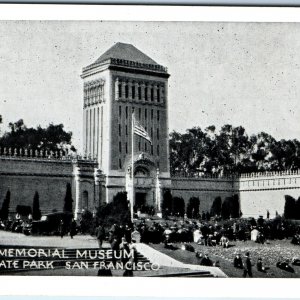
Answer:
[
  {"left": 32, "top": 191, "right": 41, "bottom": 220},
  {"left": 63, "top": 183, "right": 73, "bottom": 213},
  {"left": 295, "top": 197, "right": 300, "bottom": 220},
  {"left": 96, "top": 191, "right": 131, "bottom": 229},
  {"left": 0, "top": 190, "right": 10, "bottom": 220},
  {"left": 80, "top": 210, "right": 95, "bottom": 234}
]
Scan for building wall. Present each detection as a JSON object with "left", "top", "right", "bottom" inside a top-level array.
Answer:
[
  {"left": 0, "top": 157, "right": 74, "bottom": 215},
  {"left": 0, "top": 156, "right": 99, "bottom": 218}
]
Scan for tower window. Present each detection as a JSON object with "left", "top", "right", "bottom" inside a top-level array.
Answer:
[
  {"left": 145, "top": 87, "right": 148, "bottom": 101},
  {"left": 119, "top": 141, "right": 122, "bottom": 153},
  {"left": 126, "top": 125, "right": 128, "bottom": 135},
  {"left": 132, "top": 85, "right": 135, "bottom": 99},
  {"left": 126, "top": 106, "right": 128, "bottom": 119},
  {"left": 151, "top": 145, "right": 153, "bottom": 155},
  {"left": 157, "top": 145, "right": 160, "bottom": 156},
  {"left": 157, "top": 110, "right": 160, "bottom": 121},
  {"left": 151, "top": 109, "right": 153, "bottom": 120},
  {"left": 118, "top": 83, "right": 122, "bottom": 98},
  {"left": 125, "top": 84, "right": 129, "bottom": 98},
  {"left": 157, "top": 128, "right": 160, "bottom": 140},
  {"left": 119, "top": 124, "right": 121, "bottom": 136},
  {"left": 125, "top": 142, "right": 128, "bottom": 154},
  {"left": 138, "top": 141, "right": 141, "bottom": 151},
  {"left": 151, "top": 127, "right": 153, "bottom": 139},
  {"left": 139, "top": 108, "right": 141, "bottom": 120},
  {"left": 119, "top": 106, "right": 122, "bottom": 118},
  {"left": 157, "top": 88, "right": 160, "bottom": 102},
  {"left": 145, "top": 109, "right": 147, "bottom": 120},
  {"left": 119, "top": 158, "right": 122, "bottom": 169},
  {"left": 138, "top": 86, "right": 142, "bottom": 100},
  {"left": 151, "top": 87, "right": 154, "bottom": 102},
  {"left": 145, "top": 142, "right": 148, "bottom": 152}
]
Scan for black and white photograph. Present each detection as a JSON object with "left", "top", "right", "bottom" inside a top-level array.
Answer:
[{"left": 0, "top": 16, "right": 300, "bottom": 278}]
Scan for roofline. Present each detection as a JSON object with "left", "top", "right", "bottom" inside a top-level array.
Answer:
[{"left": 81, "top": 57, "right": 169, "bottom": 78}]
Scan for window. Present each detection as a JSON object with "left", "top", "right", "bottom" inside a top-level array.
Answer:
[
  {"left": 126, "top": 125, "right": 128, "bottom": 135},
  {"left": 119, "top": 106, "right": 122, "bottom": 118},
  {"left": 132, "top": 85, "right": 135, "bottom": 99},
  {"left": 151, "top": 109, "right": 153, "bottom": 120},
  {"left": 157, "top": 128, "right": 160, "bottom": 140},
  {"left": 125, "top": 142, "right": 128, "bottom": 154},
  {"left": 119, "top": 159, "right": 122, "bottom": 169},
  {"left": 138, "top": 86, "right": 142, "bottom": 100},
  {"left": 157, "top": 88, "right": 160, "bottom": 102},
  {"left": 138, "top": 141, "right": 141, "bottom": 151},
  {"left": 125, "top": 84, "right": 129, "bottom": 98},
  {"left": 139, "top": 108, "right": 141, "bottom": 120},
  {"left": 151, "top": 127, "right": 153, "bottom": 139},
  {"left": 126, "top": 106, "right": 128, "bottom": 119},
  {"left": 145, "top": 108, "right": 147, "bottom": 120},
  {"left": 119, "top": 124, "right": 121, "bottom": 136},
  {"left": 118, "top": 83, "right": 122, "bottom": 98},
  {"left": 151, "top": 145, "right": 153, "bottom": 155},
  {"left": 157, "top": 110, "right": 160, "bottom": 121},
  {"left": 157, "top": 145, "right": 160, "bottom": 156},
  {"left": 151, "top": 87, "right": 154, "bottom": 101},
  {"left": 145, "top": 142, "right": 147, "bottom": 152},
  {"left": 119, "top": 141, "right": 122, "bottom": 153},
  {"left": 145, "top": 86, "right": 148, "bottom": 101}
]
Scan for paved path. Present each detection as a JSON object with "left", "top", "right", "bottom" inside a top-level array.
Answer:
[{"left": 0, "top": 230, "right": 104, "bottom": 248}]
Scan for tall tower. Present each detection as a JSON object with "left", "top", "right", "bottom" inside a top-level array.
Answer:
[{"left": 81, "top": 43, "right": 170, "bottom": 205}]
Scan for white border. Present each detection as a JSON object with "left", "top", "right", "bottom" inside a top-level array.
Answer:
[
  {"left": 0, "top": 4, "right": 300, "bottom": 298},
  {"left": 0, "top": 4, "right": 299, "bottom": 22}
]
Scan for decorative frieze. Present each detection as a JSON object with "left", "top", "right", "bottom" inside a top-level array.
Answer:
[
  {"left": 83, "top": 79, "right": 105, "bottom": 108},
  {"left": 114, "top": 76, "right": 165, "bottom": 106}
]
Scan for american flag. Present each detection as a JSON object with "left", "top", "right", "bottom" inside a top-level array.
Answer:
[{"left": 133, "top": 118, "right": 152, "bottom": 144}]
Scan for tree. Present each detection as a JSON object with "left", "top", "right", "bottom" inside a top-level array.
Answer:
[
  {"left": 63, "top": 183, "right": 73, "bottom": 213},
  {"left": 161, "top": 189, "right": 173, "bottom": 217},
  {"left": 284, "top": 195, "right": 296, "bottom": 219},
  {"left": 32, "top": 191, "right": 41, "bottom": 220},
  {"left": 210, "top": 196, "right": 222, "bottom": 217},
  {"left": 0, "top": 190, "right": 10, "bottom": 220},
  {"left": 0, "top": 119, "right": 76, "bottom": 153},
  {"left": 172, "top": 197, "right": 185, "bottom": 217},
  {"left": 97, "top": 192, "right": 131, "bottom": 228},
  {"left": 186, "top": 197, "right": 200, "bottom": 219}
]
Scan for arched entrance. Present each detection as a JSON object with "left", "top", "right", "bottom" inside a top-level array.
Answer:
[
  {"left": 126, "top": 153, "right": 158, "bottom": 215},
  {"left": 82, "top": 190, "right": 89, "bottom": 210}
]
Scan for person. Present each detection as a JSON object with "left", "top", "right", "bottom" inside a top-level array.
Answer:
[
  {"left": 96, "top": 224, "right": 106, "bottom": 248},
  {"left": 70, "top": 219, "right": 77, "bottom": 239},
  {"left": 220, "top": 235, "right": 229, "bottom": 248},
  {"left": 233, "top": 253, "right": 243, "bottom": 269},
  {"left": 276, "top": 259, "right": 295, "bottom": 273},
  {"left": 256, "top": 258, "right": 266, "bottom": 272},
  {"left": 243, "top": 252, "right": 253, "bottom": 278},
  {"left": 200, "top": 254, "right": 213, "bottom": 266}
]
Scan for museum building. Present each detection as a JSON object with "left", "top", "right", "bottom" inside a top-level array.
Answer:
[{"left": 0, "top": 43, "right": 299, "bottom": 219}]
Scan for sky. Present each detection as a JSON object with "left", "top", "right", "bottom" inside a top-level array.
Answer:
[{"left": 0, "top": 21, "right": 299, "bottom": 151}]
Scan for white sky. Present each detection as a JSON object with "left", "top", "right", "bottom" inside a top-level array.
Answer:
[{"left": 0, "top": 21, "right": 299, "bottom": 151}]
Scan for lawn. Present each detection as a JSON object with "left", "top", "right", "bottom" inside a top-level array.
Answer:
[{"left": 151, "top": 239, "right": 300, "bottom": 278}]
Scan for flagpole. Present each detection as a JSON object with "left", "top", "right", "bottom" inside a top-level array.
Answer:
[{"left": 131, "top": 108, "right": 135, "bottom": 221}]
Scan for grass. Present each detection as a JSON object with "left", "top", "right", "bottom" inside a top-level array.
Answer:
[{"left": 150, "top": 239, "right": 300, "bottom": 278}]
